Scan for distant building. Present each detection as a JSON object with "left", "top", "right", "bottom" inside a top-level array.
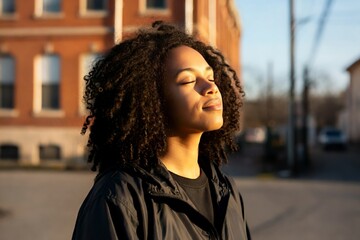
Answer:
[
  {"left": 0, "top": 0, "right": 241, "bottom": 167},
  {"left": 339, "top": 57, "right": 360, "bottom": 143}
]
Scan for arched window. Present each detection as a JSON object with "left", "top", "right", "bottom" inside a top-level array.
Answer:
[
  {"left": 39, "top": 144, "right": 61, "bottom": 160},
  {"left": 0, "top": 144, "right": 19, "bottom": 160}
]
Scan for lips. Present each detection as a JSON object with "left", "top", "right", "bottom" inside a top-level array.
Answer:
[{"left": 202, "top": 98, "right": 222, "bottom": 110}]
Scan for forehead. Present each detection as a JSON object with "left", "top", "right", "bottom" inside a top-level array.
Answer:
[{"left": 164, "top": 46, "right": 210, "bottom": 72}]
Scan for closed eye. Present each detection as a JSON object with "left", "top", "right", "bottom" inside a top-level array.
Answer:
[
  {"left": 179, "top": 77, "right": 196, "bottom": 85},
  {"left": 179, "top": 79, "right": 215, "bottom": 85},
  {"left": 179, "top": 80, "right": 195, "bottom": 85}
]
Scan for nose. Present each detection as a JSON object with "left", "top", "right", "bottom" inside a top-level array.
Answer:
[{"left": 201, "top": 79, "right": 219, "bottom": 96}]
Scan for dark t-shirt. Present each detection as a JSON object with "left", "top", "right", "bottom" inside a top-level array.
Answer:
[{"left": 170, "top": 169, "right": 214, "bottom": 224}]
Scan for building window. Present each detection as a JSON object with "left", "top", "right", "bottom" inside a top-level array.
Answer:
[
  {"left": 42, "top": 0, "right": 61, "bottom": 13},
  {"left": 87, "top": 0, "right": 107, "bottom": 11},
  {"left": 146, "top": 0, "right": 167, "bottom": 9},
  {"left": 0, "top": 55, "right": 15, "bottom": 109},
  {"left": 140, "top": 0, "right": 169, "bottom": 15},
  {"left": 79, "top": 53, "right": 101, "bottom": 114},
  {"left": 35, "top": 0, "right": 62, "bottom": 16},
  {"left": 0, "top": 0, "right": 15, "bottom": 15},
  {"left": 0, "top": 144, "right": 19, "bottom": 160},
  {"left": 36, "top": 54, "right": 60, "bottom": 110},
  {"left": 39, "top": 144, "right": 61, "bottom": 160},
  {"left": 80, "top": 0, "right": 108, "bottom": 16}
]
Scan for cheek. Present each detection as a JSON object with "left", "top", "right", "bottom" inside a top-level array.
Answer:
[
  {"left": 165, "top": 91, "right": 199, "bottom": 121},
  {"left": 169, "top": 95, "right": 196, "bottom": 116}
]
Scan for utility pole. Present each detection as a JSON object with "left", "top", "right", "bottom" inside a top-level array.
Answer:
[
  {"left": 302, "top": 66, "right": 310, "bottom": 169},
  {"left": 288, "top": 0, "right": 297, "bottom": 175},
  {"left": 266, "top": 62, "right": 273, "bottom": 126}
]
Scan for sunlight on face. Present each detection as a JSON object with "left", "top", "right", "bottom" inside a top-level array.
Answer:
[{"left": 163, "top": 46, "right": 223, "bottom": 135}]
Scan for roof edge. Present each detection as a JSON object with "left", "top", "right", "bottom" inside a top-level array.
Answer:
[
  {"left": 227, "top": 0, "right": 242, "bottom": 32},
  {"left": 346, "top": 57, "right": 360, "bottom": 72}
]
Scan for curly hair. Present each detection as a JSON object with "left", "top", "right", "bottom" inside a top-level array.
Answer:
[{"left": 81, "top": 21, "right": 244, "bottom": 172}]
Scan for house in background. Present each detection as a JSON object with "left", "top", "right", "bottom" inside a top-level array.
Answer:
[
  {"left": 338, "top": 57, "right": 360, "bottom": 143},
  {"left": 0, "top": 0, "right": 241, "bottom": 167}
]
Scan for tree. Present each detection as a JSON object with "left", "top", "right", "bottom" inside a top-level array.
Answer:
[{"left": 310, "top": 92, "right": 345, "bottom": 131}]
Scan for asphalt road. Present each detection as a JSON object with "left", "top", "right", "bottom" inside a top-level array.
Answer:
[
  {"left": 237, "top": 179, "right": 360, "bottom": 240},
  {"left": 0, "top": 170, "right": 95, "bottom": 240},
  {"left": 225, "top": 144, "right": 360, "bottom": 240},
  {"left": 0, "top": 145, "right": 359, "bottom": 240}
]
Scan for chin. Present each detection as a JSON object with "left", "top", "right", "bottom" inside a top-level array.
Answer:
[{"left": 205, "top": 121, "right": 223, "bottom": 132}]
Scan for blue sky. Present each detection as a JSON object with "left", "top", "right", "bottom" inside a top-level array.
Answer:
[{"left": 234, "top": 0, "right": 360, "bottom": 99}]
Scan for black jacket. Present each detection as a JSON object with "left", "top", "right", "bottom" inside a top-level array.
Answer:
[{"left": 72, "top": 161, "right": 251, "bottom": 240}]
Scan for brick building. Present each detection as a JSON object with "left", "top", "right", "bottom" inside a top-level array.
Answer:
[{"left": 0, "top": 0, "right": 241, "bottom": 167}]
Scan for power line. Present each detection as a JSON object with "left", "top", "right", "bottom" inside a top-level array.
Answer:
[
  {"left": 301, "top": 0, "right": 334, "bottom": 170},
  {"left": 307, "top": 0, "right": 334, "bottom": 66}
]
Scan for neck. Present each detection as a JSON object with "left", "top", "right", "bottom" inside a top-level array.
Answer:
[{"left": 160, "top": 133, "right": 202, "bottom": 179}]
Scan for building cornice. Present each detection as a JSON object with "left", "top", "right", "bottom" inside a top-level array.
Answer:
[{"left": 0, "top": 27, "right": 113, "bottom": 37}]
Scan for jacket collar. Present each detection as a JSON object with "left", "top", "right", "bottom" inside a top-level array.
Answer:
[
  {"left": 95, "top": 159, "right": 231, "bottom": 200},
  {"left": 129, "top": 159, "right": 231, "bottom": 200}
]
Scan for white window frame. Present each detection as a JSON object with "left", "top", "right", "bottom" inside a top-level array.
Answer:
[
  {"left": 79, "top": 0, "right": 108, "bottom": 17},
  {"left": 79, "top": 53, "right": 101, "bottom": 115},
  {"left": 139, "top": 0, "right": 170, "bottom": 16},
  {"left": 33, "top": 54, "right": 64, "bottom": 117},
  {"left": 34, "top": 0, "right": 63, "bottom": 18}
]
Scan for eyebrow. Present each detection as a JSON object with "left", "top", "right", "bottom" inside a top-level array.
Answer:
[{"left": 174, "top": 66, "right": 213, "bottom": 78}]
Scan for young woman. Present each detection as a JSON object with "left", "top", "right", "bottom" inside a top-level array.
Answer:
[{"left": 72, "top": 21, "right": 251, "bottom": 240}]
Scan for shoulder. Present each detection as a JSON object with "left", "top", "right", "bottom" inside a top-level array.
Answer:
[
  {"left": 85, "top": 168, "right": 147, "bottom": 213},
  {"left": 73, "top": 168, "right": 149, "bottom": 239},
  {"left": 101, "top": 168, "right": 146, "bottom": 195}
]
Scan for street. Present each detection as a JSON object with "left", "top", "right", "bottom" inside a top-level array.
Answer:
[
  {"left": 0, "top": 145, "right": 359, "bottom": 240},
  {"left": 236, "top": 178, "right": 360, "bottom": 240},
  {"left": 0, "top": 170, "right": 95, "bottom": 240},
  {"left": 224, "top": 144, "right": 360, "bottom": 240}
]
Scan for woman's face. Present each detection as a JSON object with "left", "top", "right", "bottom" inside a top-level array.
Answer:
[{"left": 163, "top": 45, "right": 223, "bottom": 135}]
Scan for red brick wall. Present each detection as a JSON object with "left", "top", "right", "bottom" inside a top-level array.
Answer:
[{"left": 0, "top": 0, "right": 240, "bottom": 128}]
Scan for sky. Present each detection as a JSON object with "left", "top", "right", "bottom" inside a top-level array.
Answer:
[{"left": 234, "top": 0, "right": 360, "bottom": 99}]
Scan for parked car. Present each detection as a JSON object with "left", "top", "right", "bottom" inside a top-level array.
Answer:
[
  {"left": 318, "top": 128, "right": 347, "bottom": 150},
  {"left": 244, "top": 127, "right": 266, "bottom": 143}
]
